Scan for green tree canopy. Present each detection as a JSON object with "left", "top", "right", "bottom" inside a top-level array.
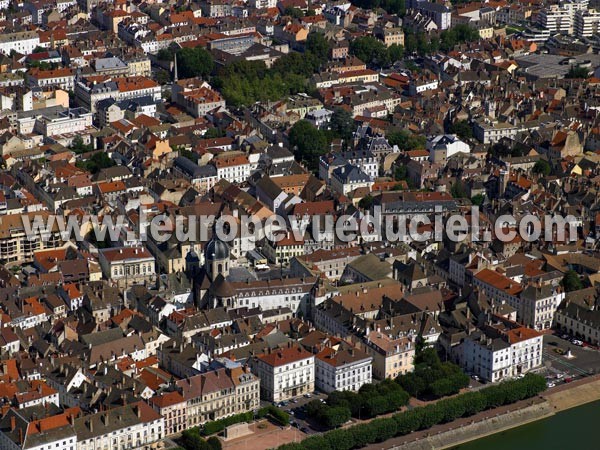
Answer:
[
  {"left": 450, "top": 120, "right": 473, "bottom": 140},
  {"left": 566, "top": 65, "right": 590, "bottom": 79},
  {"left": 330, "top": 107, "right": 354, "bottom": 140},
  {"left": 284, "top": 7, "right": 304, "bottom": 18},
  {"left": 176, "top": 47, "right": 215, "bottom": 79},
  {"left": 306, "top": 32, "right": 331, "bottom": 64},
  {"left": 532, "top": 159, "right": 551, "bottom": 176},
  {"left": 387, "top": 130, "right": 426, "bottom": 151},
  {"left": 388, "top": 43, "right": 405, "bottom": 63},
  {"left": 358, "top": 194, "right": 374, "bottom": 210},
  {"left": 289, "top": 120, "right": 328, "bottom": 171},
  {"left": 75, "top": 152, "right": 115, "bottom": 174},
  {"left": 562, "top": 270, "right": 583, "bottom": 292},
  {"left": 350, "top": 36, "right": 390, "bottom": 68}
]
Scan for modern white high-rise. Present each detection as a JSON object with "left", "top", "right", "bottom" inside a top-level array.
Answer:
[
  {"left": 537, "top": 0, "right": 589, "bottom": 34},
  {"left": 574, "top": 9, "right": 600, "bottom": 37}
]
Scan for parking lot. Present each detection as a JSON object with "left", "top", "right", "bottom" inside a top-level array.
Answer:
[
  {"left": 541, "top": 334, "right": 600, "bottom": 385},
  {"left": 262, "top": 391, "right": 329, "bottom": 434}
]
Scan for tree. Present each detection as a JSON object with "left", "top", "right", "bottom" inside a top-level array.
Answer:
[
  {"left": 387, "top": 130, "right": 426, "bottom": 151},
  {"left": 157, "top": 48, "right": 173, "bottom": 61},
  {"left": 350, "top": 36, "right": 390, "bottom": 68},
  {"left": 75, "top": 152, "right": 115, "bottom": 174},
  {"left": 532, "top": 159, "right": 551, "bottom": 177},
  {"left": 388, "top": 44, "right": 404, "bottom": 63},
  {"left": 176, "top": 47, "right": 214, "bottom": 79},
  {"left": 180, "top": 429, "right": 210, "bottom": 450},
  {"left": 284, "top": 7, "right": 304, "bottom": 18},
  {"left": 70, "top": 135, "right": 93, "bottom": 154},
  {"left": 306, "top": 32, "right": 331, "bottom": 64},
  {"left": 451, "top": 180, "right": 467, "bottom": 198},
  {"left": 471, "top": 194, "right": 485, "bottom": 206},
  {"left": 358, "top": 194, "right": 374, "bottom": 210},
  {"left": 289, "top": 120, "right": 328, "bottom": 171},
  {"left": 450, "top": 120, "right": 473, "bottom": 140},
  {"left": 562, "top": 270, "right": 583, "bottom": 292},
  {"left": 566, "top": 65, "right": 590, "bottom": 79},
  {"left": 206, "top": 437, "right": 221, "bottom": 450},
  {"left": 330, "top": 108, "right": 354, "bottom": 140},
  {"left": 322, "top": 406, "right": 351, "bottom": 428}
]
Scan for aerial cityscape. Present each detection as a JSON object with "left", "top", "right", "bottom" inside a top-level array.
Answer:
[{"left": 0, "top": 0, "right": 598, "bottom": 449}]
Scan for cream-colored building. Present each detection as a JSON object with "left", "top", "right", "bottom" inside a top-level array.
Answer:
[
  {"left": 98, "top": 246, "right": 156, "bottom": 289},
  {"left": 149, "top": 391, "right": 187, "bottom": 436},
  {"left": 363, "top": 331, "right": 414, "bottom": 379},
  {"left": 176, "top": 366, "right": 260, "bottom": 426}
]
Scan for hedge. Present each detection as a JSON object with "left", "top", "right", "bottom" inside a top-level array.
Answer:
[
  {"left": 201, "top": 412, "right": 254, "bottom": 435},
  {"left": 276, "top": 373, "right": 547, "bottom": 450},
  {"left": 258, "top": 405, "right": 290, "bottom": 426},
  {"left": 200, "top": 405, "right": 290, "bottom": 435}
]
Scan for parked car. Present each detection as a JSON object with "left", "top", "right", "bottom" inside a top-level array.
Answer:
[
  {"left": 304, "top": 393, "right": 311, "bottom": 398},
  {"left": 564, "top": 377, "right": 574, "bottom": 383},
  {"left": 572, "top": 339, "right": 583, "bottom": 346}
]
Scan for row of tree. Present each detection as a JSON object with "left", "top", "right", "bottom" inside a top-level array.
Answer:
[
  {"left": 276, "top": 374, "right": 547, "bottom": 450},
  {"left": 306, "top": 379, "right": 410, "bottom": 429}
]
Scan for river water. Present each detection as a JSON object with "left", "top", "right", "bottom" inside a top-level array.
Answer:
[{"left": 449, "top": 400, "right": 600, "bottom": 450}]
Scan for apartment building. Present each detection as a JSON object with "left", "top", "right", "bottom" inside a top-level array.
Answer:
[
  {"left": 574, "top": 8, "right": 600, "bottom": 37},
  {"left": 313, "top": 341, "right": 373, "bottom": 393},
  {"left": 519, "top": 284, "right": 565, "bottom": 330},
  {"left": 176, "top": 366, "right": 260, "bottom": 426},
  {"left": 148, "top": 391, "right": 187, "bottom": 436},
  {"left": 537, "top": 0, "right": 588, "bottom": 34},
  {"left": 331, "top": 164, "right": 373, "bottom": 195},
  {"left": 250, "top": 345, "right": 315, "bottom": 402},
  {"left": 74, "top": 76, "right": 161, "bottom": 112},
  {"left": 262, "top": 233, "right": 305, "bottom": 266},
  {"left": 171, "top": 79, "right": 226, "bottom": 118},
  {"left": 363, "top": 330, "right": 414, "bottom": 379},
  {"left": 0, "top": 408, "right": 78, "bottom": 450},
  {"left": 27, "top": 68, "right": 75, "bottom": 91},
  {"left": 34, "top": 108, "right": 93, "bottom": 138},
  {"left": 74, "top": 402, "right": 164, "bottom": 450},
  {"left": 473, "top": 268, "right": 522, "bottom": 314},
  {"left": 212, "top": 155, "right": 251, "bottom": 184},
  {"left": 0, "top": 31, "right": 40, "bottom": 56},
  {"left": 0, "top": 211, "right": 62, "bottom": 264},
  {"left": 473, "top": 120, "right": 518, "bottom": 144},
  {"left": 457, "top": 317, "right": 543, "bottom": 382},
  {"left": 98, "top": 246, "right": 156, "bottom": 289},
  {"left": 555, "top": 286, "right": 600, "bottom": 345}
]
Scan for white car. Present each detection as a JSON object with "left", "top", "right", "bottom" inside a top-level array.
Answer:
[{"left": 547, "top": 382, "right": 556, "bottom": 388}]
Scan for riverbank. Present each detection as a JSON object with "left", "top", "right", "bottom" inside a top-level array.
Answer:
[{"left": 374, "top": 374, "right": 600, "bottom": 450}]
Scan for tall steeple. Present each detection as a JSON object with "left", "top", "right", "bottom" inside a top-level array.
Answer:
[{"left": 173, "top": 52, "right": 178, "bottom": 82}]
